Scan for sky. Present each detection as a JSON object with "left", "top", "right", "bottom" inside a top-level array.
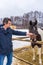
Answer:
[{"left": 0, "top": 0, "right": 43, "bottom": 17}]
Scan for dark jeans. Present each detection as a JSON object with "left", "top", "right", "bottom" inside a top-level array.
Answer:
[{"left": 0, "top": 52, "right": 13, "bottom": 65}]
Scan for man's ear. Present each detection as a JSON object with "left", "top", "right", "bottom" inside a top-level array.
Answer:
[{"left": 29, "top": 21, "right": 32, "bottom": 25}]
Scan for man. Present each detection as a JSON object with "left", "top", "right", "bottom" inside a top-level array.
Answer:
[{"left": 0, "top": 18, "right": 33, "bottom": 65}]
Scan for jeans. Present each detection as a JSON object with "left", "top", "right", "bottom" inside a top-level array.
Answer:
[{"left": 0, "top": 52, "right": 13, "bottom": 65}]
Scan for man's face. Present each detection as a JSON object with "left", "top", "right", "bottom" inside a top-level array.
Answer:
[{"left": 5, "top": 21, "right": 12, "bottom": 28}]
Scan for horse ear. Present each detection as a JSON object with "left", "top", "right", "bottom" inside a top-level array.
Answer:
[
  {"left": 29, "top": 21, "right": 32, "bottom": 25},
  {"left": 34, "top": 20, "right": 37, "bottom": 25}
]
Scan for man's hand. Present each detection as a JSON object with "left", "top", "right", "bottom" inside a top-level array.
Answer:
[{"left": 26, "top": 32, "right": 34, "bottom": 37}]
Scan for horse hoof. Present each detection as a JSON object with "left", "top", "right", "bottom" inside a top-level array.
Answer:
[
  {"left": 32, "top": 58, "right": 36, "bottom": 61},
  {"left": 39, "top": 61, "right": 42, "bottom": 65}
]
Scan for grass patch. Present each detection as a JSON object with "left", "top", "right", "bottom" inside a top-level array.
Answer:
[{"left": 13, "top": 46, "right": 43, "bottom": 65}]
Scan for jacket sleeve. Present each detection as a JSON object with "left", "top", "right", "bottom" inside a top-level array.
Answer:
[{"left": 11, "top": 29, "right": 26, "bottom": 36}]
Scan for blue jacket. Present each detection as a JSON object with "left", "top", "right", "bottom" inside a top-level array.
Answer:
[{"left": 0, "top": 26, "right": 26, "bottom": 55}]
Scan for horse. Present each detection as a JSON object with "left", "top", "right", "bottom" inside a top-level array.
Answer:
[{"left": 29, "top": 20, "right": 42, "bottom": 65}]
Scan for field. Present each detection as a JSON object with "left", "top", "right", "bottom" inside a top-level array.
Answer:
[
  {"left": 12, "top": 28, "right": 43, "bottom": 65},
  {"left": 13, "top": 46, "right": 43, "bottom": 65}
]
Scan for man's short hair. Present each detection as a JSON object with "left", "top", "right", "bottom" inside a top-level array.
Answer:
[{"left": 3, "top": 18, "right": 11, "bottom": 25}]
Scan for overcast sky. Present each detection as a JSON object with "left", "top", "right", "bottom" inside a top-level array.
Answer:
[{"left": 0, "top": 0, "right": 43, "bottom": 17}]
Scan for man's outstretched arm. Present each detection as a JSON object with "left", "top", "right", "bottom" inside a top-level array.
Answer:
[{"left": 11, "top": 29, "right": 33, "bottom": 37}]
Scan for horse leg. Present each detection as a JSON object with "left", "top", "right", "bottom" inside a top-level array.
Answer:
[
  {"left": 38, "top": 48, "right": 42, "bottom": 65},
  {"left": 41, "top": 45, "right": 43, "bottom": 54},
  {"left": 32, "top": 48, "right": 35, "bottom": 60},
  {"left": 37, "top": 47, "right": 39, "bottom": 55}
]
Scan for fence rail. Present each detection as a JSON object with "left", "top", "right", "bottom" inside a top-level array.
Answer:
[{"left": 12, "top": 37, "right": 43, "bottom": 44}]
